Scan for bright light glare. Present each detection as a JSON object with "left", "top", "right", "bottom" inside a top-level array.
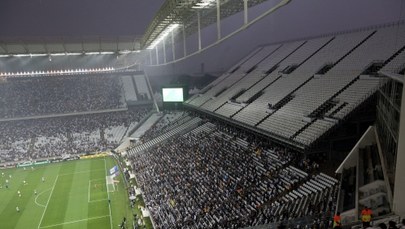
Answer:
[
  {"left": 0, "top": 67, "right": 115, "bottom": 77},
  {"left": 192, "top": 0, "right": 216, "bottom": 9},
  {"left": 147, "top": 24, "right": 179, "bottom": 49}
]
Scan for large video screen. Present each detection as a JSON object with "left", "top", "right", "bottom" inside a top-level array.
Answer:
[{"left": 162, "top": 88, "right": 184, "bottom": 102}]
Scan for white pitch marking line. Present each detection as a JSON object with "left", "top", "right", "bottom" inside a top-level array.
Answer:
[
  {"left": 59, "top": 169, "right": 105, "bottom": 176},
  {"left": 88, "top": 178, "right": 106, "bottom": 203},
  {"left": 89, "top": 198, "right": 108, "bottom": 203},
  {"left": 39, "top": 215, "right": 110, "bottom": 228},
  {"left": 34, "top": 188, "right": 52, "bottom": 208},
  {"left": 104, "top": 158, "right": 113, "bottom": 229},
  {"left": 37, "top": 175, "right": 59, "bottom": 229},
  {"left": 88, "top": 179, "right": 91, "bottom": 203}
]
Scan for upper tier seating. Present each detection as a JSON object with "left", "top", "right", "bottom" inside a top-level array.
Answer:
[
  {"left": 186, "top": 24, "right": 405, "bottom": 148},
  {"left": 0, "top": 74, "right": 125, "bottom": 118}
]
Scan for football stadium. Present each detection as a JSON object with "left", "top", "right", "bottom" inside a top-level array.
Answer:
[{"left": 0, "top": 0, "right": 404, "bottom": 229}]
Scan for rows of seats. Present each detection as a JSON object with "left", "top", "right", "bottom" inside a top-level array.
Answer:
[
  {"left": 214, "top": 37, "right": 335, "bottom": 118},
  {"left": 0, "top": 107, "right": 150, "bottom": 163},
  {"left": 188, "top": 45, "right": 281, "bottom": 108},
  {"left": 134, "top": 75, "right": 152, "bottom": 100},
  {"left": 122, "top": 75, "right": 138, "bottom": 102},
  {"left": 129, "top": 120, "right": 337, "bottom": 228},
  {"left": 248, "top": 173, "right": 338, "bottom": 226},
  {"left": 285, "top": 25, "right": 405, "bottom": 145},
  {"left": 127, "top": 117, "right": 202, "bottom": 156},
  {"left": 331, "top": 77, "right": 381, "bottom": 119},
  {"left": 379, "top": 48, "right": 405, "bottom": 73},
  {"left": 186, "top": 24, "right": 405, "bottom": 148},
  {"left": 104, "top": 125, "right": 130, "bottom": 146},
  {"left": 203, "top": 40, "right": 310, "bottom": 112},
  {"left": 0, "top": 74, "right": 125, "bottom": 119},
  {"left": 220, "top": 31, "right": 371, "bottom": 124},
  {"left": 140, "top": 111, "right": 189, "bottom": 142}
]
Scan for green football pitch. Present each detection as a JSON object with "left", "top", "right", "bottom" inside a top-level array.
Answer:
[{"left": 0, "top": 157, "right": 134, "bottom": 229}]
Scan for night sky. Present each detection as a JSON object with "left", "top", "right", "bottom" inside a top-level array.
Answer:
[{"left": 0, "top": 0, "right": 165, "bottom": 38}]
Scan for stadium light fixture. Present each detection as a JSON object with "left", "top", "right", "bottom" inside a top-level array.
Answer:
[
  {"left": 31, "top": 54, "right": 48, "bottom": 57},
  {"left": 66, "top": 53, "right": 82, "bottom": 56},
  {"left": 0, "top": 51, "right": 142, "bottom": 58},
  {"left": 147, "top": 24, "right": 180, "bottom": 50},
  {"left": 192, "top": 0, "right": 216, "bottom": 9},
  {"left": 14, "top": 54, "right": 29, "bottom": 57},
  {"left": 0, "top": 67, "right": 116, "bottom": 78},
  {"left": 50, "top": 53, "right": 66, "bottom": 56}
]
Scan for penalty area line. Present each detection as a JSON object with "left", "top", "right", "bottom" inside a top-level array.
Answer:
[
  {"left": 89, "top": 198, "right": 108, "bottom": 203},
  {"left": 59, "top": 169, "right": 105, "bottom": 177},
  {"left": 39, "top": 215, "right": 110, "bottom": 228}
]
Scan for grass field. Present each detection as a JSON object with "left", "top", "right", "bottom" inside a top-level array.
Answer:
[{"left": 0, "top": 157, "right": 134, "bottom": 229}]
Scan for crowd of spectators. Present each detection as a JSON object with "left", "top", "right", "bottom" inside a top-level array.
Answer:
[
  {"left": 140, "top": 111, "right": 189, "bottom": 143},
  {"left": 0, "top": 74, "right": 125, "bottom": 118},
  {"left": 129, "top": 120, "right": 334, "bottom": 228},
  {"left": 0, "top": 107, "right": 151, "bottom": 163}
]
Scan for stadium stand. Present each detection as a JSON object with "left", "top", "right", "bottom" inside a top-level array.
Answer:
[
  {"left": 127, "top": 116, "right": 202, "bottom": 155},
  {"left": 2, "top": 1, "right": 405, "bottom": 229},
  {"left": 140, "top": 111, "right": 189, "bottom": 142},
  {"left": 134, "top": 75, "right": 152, "bottom": 100},
  {"left": 0, "top": 74, "right": 125, "bottom": 118},
  {"left": 128, "top": 118, "right": 337, "bottom": 228},
  {"left": 0, "top": 107, "right": 150, "bottom": 163},
  {"left": 122, "top": 75, "right": 139, "bottom": 102},
  {"left": 186, "top": 24, "right": 405, "bottom": 149}
]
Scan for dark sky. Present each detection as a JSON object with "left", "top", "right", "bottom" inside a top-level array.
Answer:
[{"left": 0, "top": 0, "right": 165, "bottom": 38}]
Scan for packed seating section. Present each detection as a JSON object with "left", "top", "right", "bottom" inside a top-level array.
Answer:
[
  {"left": 0, "top": 74, "right": 124, "bottom": 119},
  {"left": 0, "top": 107, "right": 150, "bottom": 163},
  {"left": 129, "top": 118, "right": 338, "bottom": 228}
]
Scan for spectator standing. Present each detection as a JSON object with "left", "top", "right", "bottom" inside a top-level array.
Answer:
[
  {"left": 361, "top": 207, "right": 372, "bottom": 228},
  {"left": 333, "top": 212, "right": 342, "bottom": 229}
]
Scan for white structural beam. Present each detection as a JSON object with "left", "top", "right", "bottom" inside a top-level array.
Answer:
[
  {"left": 171, "top": 30, "right": 176, "bottom": 61},
  {"left": 393, "top": 73, "right": 405, "bottom": 218},
  {"left": 244, "top": 0, "right": 249, "bottom": 25},
  {"left": 183, "top": 24, "right": 187, "bottom": 57},
  {"left": 197, "top": 11, "right": 202, "bottom": 51},
  {"left": 147, "top": 0, "right": 292, "bottom": 67},
  {"left": 149, "top": 50, "right": 153, "bottom": 65},
  {"left": 217, "top": 0, "right": 221, "bottom": 40},
  {"left": 155, "top": 46, "right": 159, "bottom": 65},
  {"left": 163, "top": 37, "right": 167, "bottom": 64}
]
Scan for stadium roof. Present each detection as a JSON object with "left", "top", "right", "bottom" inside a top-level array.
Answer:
[
  {"left": 0, "top": 0, "right": 165, "bottom": 55},
  {"left": 0, "top": 36, "right": 143, "bottom": 56},
  {"left": 142, "top": 0, "right": 272, "bottom": 49},
  {"left": 0, "top": 0, "right": 280, "bottom": 54}
]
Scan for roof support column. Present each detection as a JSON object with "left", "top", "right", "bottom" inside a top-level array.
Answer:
[
  {"left": 163, "top": 37, "right": 167, "bottom": 64},
  {"left": 182, "top": 24, "right": 187, "bottom": 57},
  {"left": 149, "top": 49, "right": 153, "bottom": 65},
  {"left": 197, "top": 11, "right": 202, "bottom": 51},
  {"left": 171, "top": 30, "right": 176, "bottom": 61},
  {"left": 243, "top": 0, "right": 249, "bottom": 25},
  {"left": 217, "top": 0, "right": 221, "bottom": 40},
  {"left": 155, "top": 46, "right": 159, "bottom": 65}
]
